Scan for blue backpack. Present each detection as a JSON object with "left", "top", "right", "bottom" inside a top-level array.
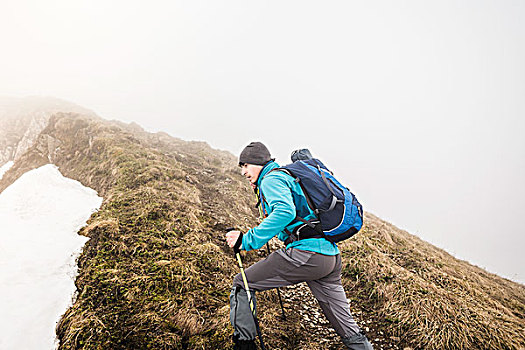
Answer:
[{"left": 271, "top": 154, "right": 363, "bottom": 243}]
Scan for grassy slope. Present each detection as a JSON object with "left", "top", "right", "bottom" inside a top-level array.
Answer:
[{"left": 1, "top": 113, "right": 523, "bottom": 350}]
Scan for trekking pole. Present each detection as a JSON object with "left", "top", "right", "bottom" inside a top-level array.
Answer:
[
  {"left": 228, "top": 228, "right": 267, "bottom": 350},
  {"left": 255, "top": 192, "right": 287, "bottom": 320},
  {"left": 265, "top": 242, "right": 286, "bottom": 320}
]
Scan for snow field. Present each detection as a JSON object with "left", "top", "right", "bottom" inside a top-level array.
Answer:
[{"left": 0, "top": 164, "right": 102, "bottom": 349}]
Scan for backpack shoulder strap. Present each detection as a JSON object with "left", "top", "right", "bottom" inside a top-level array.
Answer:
[
  {"left": 268, "top": 167, "right": 322, "bottom": 229},
  {"left": 268, "top": 167, "right": 295, "bottom": 179},
  {"left": 257, "top": 169, "right": 288, "bottom": 215}
]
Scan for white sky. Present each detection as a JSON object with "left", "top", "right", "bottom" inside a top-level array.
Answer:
[{"left": 1, "top": 0, "right": 524, "bottom": 283}]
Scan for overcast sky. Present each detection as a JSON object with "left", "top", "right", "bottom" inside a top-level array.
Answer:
[{"left": 1, "top": 0, "right": 524, "bottom": 283}]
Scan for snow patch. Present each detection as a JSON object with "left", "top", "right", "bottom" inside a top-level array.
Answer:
[
  {"left": 0, "top": 164, "right": 103, "bottom": 349},
  {"left": 0, "top": 160, "right": 14, "bottom": 180}
]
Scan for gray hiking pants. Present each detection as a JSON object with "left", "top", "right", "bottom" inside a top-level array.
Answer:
[{"left": 229, "top": 247, "right": 362, "bottom": 341}]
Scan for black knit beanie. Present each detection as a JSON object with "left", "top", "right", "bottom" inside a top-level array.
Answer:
[{"left": 239, "top": 142, "right": 272, "bottom": 166}]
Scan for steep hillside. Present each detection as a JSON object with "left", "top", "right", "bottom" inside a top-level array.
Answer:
[{"left": 1, "top": 112, "right": 524, "bottom": 350}]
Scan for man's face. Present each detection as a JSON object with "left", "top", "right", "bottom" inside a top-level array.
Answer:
[{"left": 240, "top": 163, "right": 263, "bottom": 184}]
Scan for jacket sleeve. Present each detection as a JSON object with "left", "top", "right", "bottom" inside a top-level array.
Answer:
[{"left": 242, "top": 174, "right": 296, "bottom": 251}]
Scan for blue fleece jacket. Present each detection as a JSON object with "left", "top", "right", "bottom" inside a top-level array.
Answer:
[{"left": 242, "top": 161, "right": 339, "bottom": 255}]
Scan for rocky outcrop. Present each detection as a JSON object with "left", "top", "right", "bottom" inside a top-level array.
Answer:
[{"left": 0, "top": 96, "right": 97, "bottom": 165}]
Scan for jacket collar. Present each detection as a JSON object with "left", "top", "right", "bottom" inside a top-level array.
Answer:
[{"left": 256, "top": 161, "right": 280, "bottom": 188}]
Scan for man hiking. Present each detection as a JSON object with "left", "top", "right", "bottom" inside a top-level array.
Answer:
[{"left": 226, "top": 142, "right": 373, "bottom": 350}]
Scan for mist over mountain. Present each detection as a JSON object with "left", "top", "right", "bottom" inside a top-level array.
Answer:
[
  {"left": 0, "top": 98, "right": 523, "bottom": 349},
  {"left": 0, "top": 96, "right": 97, "bottom": 165}
]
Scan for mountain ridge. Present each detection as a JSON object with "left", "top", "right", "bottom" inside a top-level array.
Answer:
[{"left": 0, "top": 104, "right": 523, "bottom": 349}]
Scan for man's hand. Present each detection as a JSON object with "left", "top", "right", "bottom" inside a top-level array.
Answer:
[{"left": 226, "top": 230, "right": 242, "bottom": 249}]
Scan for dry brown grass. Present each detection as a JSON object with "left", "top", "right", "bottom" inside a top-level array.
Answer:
[{"left": 340, "top": 213, "right": 525, "bottom": 349}]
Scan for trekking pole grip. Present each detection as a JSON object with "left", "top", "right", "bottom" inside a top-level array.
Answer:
[{"left": 226, "top": 228, "right": 243, "bottom": 255}]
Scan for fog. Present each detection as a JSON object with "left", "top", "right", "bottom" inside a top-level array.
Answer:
[{"left": 1, "top": 1, "right": 524, "bottom": 283}]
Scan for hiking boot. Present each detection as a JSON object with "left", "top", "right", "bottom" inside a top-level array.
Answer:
[
  {"left": 232, "top": 335, "right": 257, "bottom": 350},
  {"left": 342, "top": 332, "right": 373, "bottom": 350}
]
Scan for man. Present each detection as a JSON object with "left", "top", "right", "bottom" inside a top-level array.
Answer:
[{"left": 226, "top": 142, "right": 373, "bottom": 350}]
